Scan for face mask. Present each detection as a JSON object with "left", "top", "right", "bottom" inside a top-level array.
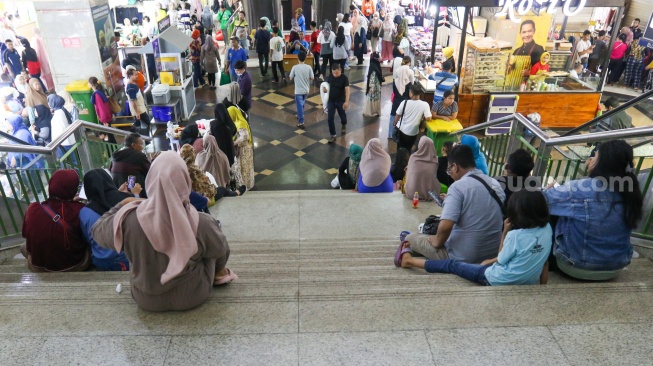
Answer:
[{"left": 236, "top": 71, "right": 243, "bottom": 76}]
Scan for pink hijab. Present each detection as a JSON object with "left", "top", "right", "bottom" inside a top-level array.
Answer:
[
  {"left": 620, "top": 27, "right": 633, "bottom": 44},
  {"left": 405, "top": 136, "right": 440, "bottom": 200},
  {"left": 359, "top": 138, "right": 391, "bottom": 187},
  {"left": 113, "top": 151, "right": 199, "bottom": 285}
]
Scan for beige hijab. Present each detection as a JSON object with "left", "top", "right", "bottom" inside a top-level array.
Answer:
[
  {"left": 405, "top": 136, "right": 440, "bottom": 200},
  {"left": 394, "top": 64, "right": 413, "bottom": 96},
  {"left": 112, "top": 151, "right": 199, "bottom": 285},
  {"left": 25, "top": 78, "right": 48, "bottom": 107},
  {"left": 359, "top": 138, "right": 391, "bottom": 187},
  {"left": 196, "top": 134, "right": 230, "bottom": 187}
]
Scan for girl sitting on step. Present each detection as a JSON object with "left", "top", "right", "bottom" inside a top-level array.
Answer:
[{"left": 395, "top": 190, "right": 552, "bottom": 286}]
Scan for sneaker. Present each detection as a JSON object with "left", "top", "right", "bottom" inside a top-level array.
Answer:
[
  {"left": 344, "top": 66, "right": 351, "bottom": 71},
  {"left": 328, "top": 135, "right": 336, "bottom": 143},
  {"left": 341, "top": 125, "right": 347, "bottom": 134},
  {"left": 296, "top": 123, "right": 305, "bottom": 129},
  {"left": 319, "top": 75, "right": 324, "bottom": 81}
]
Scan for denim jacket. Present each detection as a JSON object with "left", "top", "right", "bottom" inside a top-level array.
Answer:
[{"left": 544, "top": 178, "right": 632, "bottom": 271}]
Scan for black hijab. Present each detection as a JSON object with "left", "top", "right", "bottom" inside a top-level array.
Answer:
[
  {"left": 335, "top": 25, "right": 346, "bottom": 47},
  {"left": 84, "top": 169, "right": 132, "bottom": 215},
  {"left": 179, "top": 123, "right": 200, "bottom": 147},
  {"left": 366, "top": 52, "right": 384, "bottom": 95},
  {"left": 210, "top": 103, "right": 236, "bottom": 166}
]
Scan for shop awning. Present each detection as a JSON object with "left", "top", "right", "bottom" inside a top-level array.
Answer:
[{"left": 139, "top": 27, "right": 193, "bottom": 54}]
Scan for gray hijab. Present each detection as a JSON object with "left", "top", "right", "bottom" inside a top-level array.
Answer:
[{"left": 323, "top": 19, "right": 332, "bottom": 39}]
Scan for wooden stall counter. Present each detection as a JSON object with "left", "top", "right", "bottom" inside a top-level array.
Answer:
[{"left": 282, "top": 54, "right": 314, "bottom": 72}]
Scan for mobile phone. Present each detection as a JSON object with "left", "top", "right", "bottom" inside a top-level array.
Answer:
[
  {"left": 428, "top": 191, "right": 444, "bottom": 207},
  {"left": 127, "top": 175, "right": 136, "bottom": 190}
]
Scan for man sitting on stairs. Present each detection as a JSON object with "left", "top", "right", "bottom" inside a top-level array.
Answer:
[{"left": 402, "top": 144, "right": 505, "bottom": 264}]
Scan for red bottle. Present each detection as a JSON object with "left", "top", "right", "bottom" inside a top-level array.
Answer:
[{"left": 412, "top": 192, "right": 419, "bottom": 209}]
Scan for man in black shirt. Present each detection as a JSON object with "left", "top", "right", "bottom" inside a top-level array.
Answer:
[
  {"left": 254, "top": 19, "right": 271, "bottom": 77},
  {"left": 588, "top": 30, "right": 608, "bottom": 73},
  {"left": 322, "top": 63, "right": 350, "bottom": 143},
  {"left": 630, "top": 18, "right": 643, "bottom": 40}
]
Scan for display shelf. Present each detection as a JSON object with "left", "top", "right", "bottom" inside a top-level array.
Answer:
[
  {"left": 548, "top": 51, "right": 572, "bottom": 71},
  {"left": 462, "top": 48, "right": 510, "bottom": 94}
]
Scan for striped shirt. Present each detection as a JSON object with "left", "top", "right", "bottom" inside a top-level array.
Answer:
[
  {"left": 429, "top": 71, "right": 458, "bottom": 103},
  {"left": 432, "top": 100, "right": 458, "bottom": 117}
]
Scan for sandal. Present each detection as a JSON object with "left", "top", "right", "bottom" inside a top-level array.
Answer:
[
  {"left": 399, "top": 231, "right": 410, "bottom": 242},
  {"left": 214, "top": 268, "right": 238, "bottom": 285},
  {"left": 394, "top": 241, "right": 411, "bottom": 267}
]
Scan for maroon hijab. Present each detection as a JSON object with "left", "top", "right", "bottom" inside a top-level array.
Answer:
[{"left": 23, "top": 169, "right": 87, "bottom": 271}]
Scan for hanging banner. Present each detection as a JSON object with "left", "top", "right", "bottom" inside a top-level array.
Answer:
[
  {"left": 496, "top": 0, "right": 586, "bottom": 23},
  {"left": 91, "top": 3, "right": 123, "bottom": 94},
  {"left": 505, "top": 13, "right": 553, "bottom": 90}
]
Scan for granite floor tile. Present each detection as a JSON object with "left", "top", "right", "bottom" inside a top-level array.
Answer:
[
  {"left": 0, "top": 337, "right": 47, "bottom": 365},
  {"left": 34, "top": 336, "right": 170, "bottom": 366},
  {"left": 426, "top": 326, "right": 569, "bottom": 366},
  {"left": 549, "top": 323, "right": 653, "bottom": 366},
  {"left": 299, "top": 331, "right": 434, "bottom": 366},
  {"left": 164, "top": 334, "right": 298, "bottom": 366}
]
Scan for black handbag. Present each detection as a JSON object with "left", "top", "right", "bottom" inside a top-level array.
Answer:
[
  {"left": 366, "top": 29, "right": 372, "bottom": 40},
  {"left": 421, "top": 215, "right": 440, "bottom": 235},
  {"left": 392, "top": 99, "right": 409, "bottom": 142}
]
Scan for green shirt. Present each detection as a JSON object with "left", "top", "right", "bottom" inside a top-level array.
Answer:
[{"left": 216, "top": 9, "right": 231, "bottom": 29}]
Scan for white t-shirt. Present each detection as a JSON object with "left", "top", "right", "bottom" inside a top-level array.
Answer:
[
  {"left": 51, "top": 110, "right": 76, "bottom": 146},
  {"left": 396, "top": 99, "right": 432, "bottom": 136},
  {"left": 270, "top": 36, "right": 285, "bottom": 61},
  {"left": 577, "top": 39, "right": 591, "bottom": 61},
  {"left": 340, "top": 22, "right": 353, "bottom": 36}
]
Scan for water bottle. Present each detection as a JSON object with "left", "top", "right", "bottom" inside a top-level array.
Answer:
[{"left": 412, "top": 192, "right": 419, "bottom": 209}]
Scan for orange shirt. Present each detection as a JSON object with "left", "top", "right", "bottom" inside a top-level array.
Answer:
[
  {"left": 530, "top": 62, "right": 549, "bottom": 76},
  {"left": 362, "top": 0, "right": 375, "bottom": 17}
]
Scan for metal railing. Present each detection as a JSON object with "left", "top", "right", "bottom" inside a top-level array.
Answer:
[
  {"left": 448, "top": 111, "right": 653, "bottom": 241},
  {"left": 0, "top": 121, "right": 149, "bottom": 240}
]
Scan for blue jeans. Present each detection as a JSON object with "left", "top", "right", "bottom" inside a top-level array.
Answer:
[
  {"left": 192, "top": 62, "right": 205, "bottom": 87},
  {"left": 327, "top": 100, "right": 347, "bottom": 136},
  {"left": 424, "top": 259, "right": 491, "bottom": 285},
  {"left": 295, "top": 94, "right": 307, "bottom": 124},
  {"left": 388, "top": 115, "right": 395, "bottom": 138},
  {"left": 57, "top": 145, "right": 78, "bottom": 167}
]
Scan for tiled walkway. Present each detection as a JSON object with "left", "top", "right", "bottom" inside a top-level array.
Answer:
[{"left": 192, "top": 57, "right": 396, "bottom": 190}]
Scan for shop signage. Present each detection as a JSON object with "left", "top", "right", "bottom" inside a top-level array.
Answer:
[
  {"left": 61, "top": 38, "right": 81, "bottom": 48},
  {"left": 496, "top": 0, "right": 587, "bottom": 23},
  {"left": 158, "top": 16, "right": 171, "bottom": 34}
]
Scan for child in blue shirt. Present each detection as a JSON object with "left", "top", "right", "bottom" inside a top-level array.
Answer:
[{"left": 396, "top": 189, "right": 552, "bottom": 286}]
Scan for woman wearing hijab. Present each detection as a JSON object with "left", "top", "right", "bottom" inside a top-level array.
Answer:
[
  {"left": 381, "top": 14, "right": 395, "bottom": 63},
  {"left": 31, "top": 28, "right": 54, "bottom": 92},
  {"left": 620, "top": 27, "right": 634, "bottom": 45},
  {"left": 353, "top": 10, "right": 368, "bottom": 65},
  {"left": 80, "top": 169, "right": 137, "bottom": 271},
  {"left": 25, "top": 78, "right": 52, "bottom": 146},
  {"left": 4, "top": 114, "right": 42, "bottom": 170},
  {"left": 260, "top": 16, "right": 272, "bottom": 31},
  {"left": 394, "top": 18, "right": 408, "bottom": 45},
  {"left": 210, "top": 103, "right": 237, "bottom": 166},
  {"left": 335, "top": 143, "right": 363, "bottom": 190},
  {"left": 318, "top": 20, "right": 335, "bottom": 79},
  {"left": 404, "top": 136, "right": 440, "bottom": 200},
  {"left": 20, "top": 38, "right": 47, "bottom": 92},
  {"left": 48, "top": 94, "right": 78, "bottom": 166},
  {"left": 332, "top": 25, "right": 349, "bottom": 71},
  {"left": 201, "top": 35, "right": 221, "bottom": 90},
  {"left": 358, "top": 138, "right": 393, "bottom": 193},
  {"left": 21, "top": 169, "right": 91, "bottom": 272},
  {"left": 530, "top": 51, "right": 551, "bottom": 76},
  {"left": 461, "top": 134, "right": 489, "bottom": 175},
  {"left": 443, "top": 47, "right": 456, "bottom": 73},
  {"left": 364, "top": 52, "right": 384, "bottom": 117},
  {"left": 180, "top": 144, "right": 218, "bottom": 200},
  {"left": 57, "top": 90, "right": 80, "bottom": 122},
  {"left": 179, "top": 123, "right": 204, "bottom": 154},
  {"left": 340, "top": 13, "right": 353, "bottom": 69},
  {"left": 196, "top": 133, "right": 231, "bottom": 188},
  {"left": 369, "top": 12, "right": 382, "bottom": 54},
  {"left": 91, "top": 152, "right": 236, "bottom": 311},
  {"left": 228, "top": 106, "right": 254, "bottom": 189}
]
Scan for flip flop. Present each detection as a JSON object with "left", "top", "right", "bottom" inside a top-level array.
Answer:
[
  {"left": 214, "top": 268, "right": 238, "bottom": 285},
  {"left": 394, "top": 241, "right": 411, "bottom": 267},
  {"left": 399, "top": 231, "right": 410, "bottom": 242}
]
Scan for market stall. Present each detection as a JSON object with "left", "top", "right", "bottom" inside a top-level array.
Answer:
[
  {"left": 415, "top": 0, "right": 625, "bottom": 129},
  {"left": 139, "top": 26, "right": 195, "bottom": 122}
]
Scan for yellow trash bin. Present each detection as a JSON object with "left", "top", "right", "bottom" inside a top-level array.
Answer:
[{"left": 425, "top": 119, "right": 463, "bottom": 156}]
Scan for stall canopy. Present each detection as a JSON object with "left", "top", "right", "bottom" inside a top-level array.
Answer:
[{"left": 139, "top": 27, "right": 193, "bottom": 54}]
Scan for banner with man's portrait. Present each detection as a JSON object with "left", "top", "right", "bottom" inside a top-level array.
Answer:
[{"left": 505, "top": 13, "right": 553, "bottom": 90}]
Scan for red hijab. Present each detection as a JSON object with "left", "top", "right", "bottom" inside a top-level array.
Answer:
[{"left": 23, "top": 169, "right": 86, "bottom": 271}]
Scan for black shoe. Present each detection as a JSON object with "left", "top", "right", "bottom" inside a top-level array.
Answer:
[
  {"left": 328, "top": 135, "right": 336, "bottom": 143},
  {"left": 341, "top": 125, "right": 347, "bottom": 134}
]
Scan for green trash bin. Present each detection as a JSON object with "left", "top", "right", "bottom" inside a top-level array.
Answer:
[
  {"left": 65, "top": 80, "right": 98, "bottom": 123},
  {"left": 425, "top": 119, "right": 463, "bottom": 157}
]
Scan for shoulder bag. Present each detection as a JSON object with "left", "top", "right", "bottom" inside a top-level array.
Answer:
[
  {"left": 392, "top": 99, "right": 409, "bottom": 142},
  {"left": 108, "top": 96, "right": 122, "bottom": 114},
  {"left": 468, "top": 174, "right": 506, "bottom": 219}
]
